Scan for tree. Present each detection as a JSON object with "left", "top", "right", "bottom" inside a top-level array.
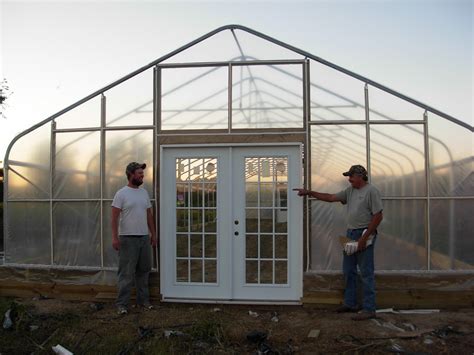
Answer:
[{"left": 0, "top": 78, "right": 12, "bottom": 119}]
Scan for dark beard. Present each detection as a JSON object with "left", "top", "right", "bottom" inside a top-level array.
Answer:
[{"left": 131, "top": 178, "right": 143, "bottom": 186}]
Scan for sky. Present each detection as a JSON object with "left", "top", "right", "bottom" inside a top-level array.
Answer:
[{"left": 0, "top": 0, "right": 473, "bottom": 165}]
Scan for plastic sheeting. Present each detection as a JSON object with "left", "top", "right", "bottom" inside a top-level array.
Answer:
[
  {"left": 370, "top": 124, "right": 426, "bottom": 197},
  {"left": 6, "top": 202, "right": 51, "bottom": 264},
  {"left": 105, "top": 69, "right": 153, "bottom": 127},
  {"left": 429, "top": 113, "right": 473, "bottom": 197},
  {"left": 7, "top": 124, "right": 50, "bottom": 199},
  {"left": 3, "top": 31, "right": 472, "bottom": 274},
  {"left": 104, "top": 129, "right": 154, "bottom": 198},
  {"left": 232, "top": 64, "right": 304, "bottom": 129},
  {"left": 53, "top": 202, "right": 100, "bottom": 267},
  {"left": 54, "top": 132, "right": 100, "bottom": 199},
  {"left": 161, "top": 66, "right": 229, "bottom": 130}
]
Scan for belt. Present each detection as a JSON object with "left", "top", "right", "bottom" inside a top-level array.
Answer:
[{"left": 120, "top": 235, "right": 147, "bottom": 238}]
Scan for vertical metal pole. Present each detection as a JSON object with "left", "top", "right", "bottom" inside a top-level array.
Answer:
[
  {"left": 3, "top": 152, "right": 9, "bottom": 263},
  {"left": 228, "top": 63, "right": 233, "bottom": 133},
  {"left": 154, "top": 66, "right": 160, "bottom": 270},
  {"left": 423, "top": 110, "right": 431, "bottom": 270},
  {"left": 364, "top": 84, "right": 371, "bottom": 182},
  {"left": 50, "top": 120, "right": 56, "bottom": 265},
  {"left": 100, "top": 94, "right": 106, "bottom": 268},
  {"left": 303, "top": 59, "right": 311, "bottom": 272}
]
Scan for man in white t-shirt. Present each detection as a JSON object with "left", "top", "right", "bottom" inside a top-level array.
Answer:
[{"left": 112, "top": 162, "right": 157, "bottom": 315}]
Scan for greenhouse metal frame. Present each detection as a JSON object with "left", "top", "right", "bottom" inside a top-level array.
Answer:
[{"left": 2, "top": 25, "right": 473, "bottom": 287}]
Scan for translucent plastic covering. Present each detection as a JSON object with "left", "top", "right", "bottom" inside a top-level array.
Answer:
[
  {"left": 7, "top": 124, "right": 50, "bottom": 199},
  {"left": 429, "top": 113, "right": 473, "bottom": 197},
  {"left": 311, "top": 124, "right": 367, "bottom": 192},
  {"left": 53, "top": 202, "right": 100, "bottom": 267},
  {"left": 54, "top": 132, "right": 100, "bottom": 199},
  {"left": 161, "top": 67, "right": 228, "bottom": 130},
  {"left": 368, "top": 86, "right": 424, "bottom": 121},
  {"left": 55, "top": 96, "right": 101, "bottom": 129},
  {"left": 232, "top": 64, "right": 304, "bottom": 129},
  {"left": 375, "top": 200, "right": 427, "bottom": 270},
  {"left": 105, "top": 129, "right": 153, "bottom": 198},
  {"left": 310, "top": 61, "right": 366, "bottom": 121},
  {"left": 430, "top": 199, "right": 474, "bottom": 270},
  {"left": 6, "top": 202, "right": 51, "bottom": 264},
  {"left": 163, "top": 29, "right": 302, "bottom": 64},
  {"left": 309, "top": 102, "right": 472, "bottom": 271},
  {"left": 370, "top": 124, "right": 426, "bottom": 196},
  {"left": 105, "top": 69, "right": 153, "bottom": 127},
  {"left": 3, "top": 27, "right": 472, "bottom": 275}
]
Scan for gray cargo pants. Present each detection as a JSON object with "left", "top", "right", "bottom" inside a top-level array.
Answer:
[{"left": 116, "top": 235, "right": 152, "bottom": 308}]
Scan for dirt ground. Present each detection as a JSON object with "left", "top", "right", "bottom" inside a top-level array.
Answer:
[{"left": 1, "top": 297, "right": 474, "bottom": 354}]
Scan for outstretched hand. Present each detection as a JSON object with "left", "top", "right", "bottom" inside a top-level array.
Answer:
[{"left": 292, "top": 188, "right": 310, "bottom": 197}]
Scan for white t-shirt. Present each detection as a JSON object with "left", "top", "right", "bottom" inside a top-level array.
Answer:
[{"left": 112, "top": 186, "right": 152, "bottom": 235}]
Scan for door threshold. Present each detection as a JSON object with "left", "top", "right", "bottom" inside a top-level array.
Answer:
[{"left": 161, "top": 297, "right": 301, "bottom": 305}]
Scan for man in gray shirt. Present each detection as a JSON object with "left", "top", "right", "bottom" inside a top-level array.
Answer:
[
  {"left": 294, "top": 165, "right": 383, "bottom": 320},
  {"left": 112, "top": 162, "right": 157, "bottom": 315}
]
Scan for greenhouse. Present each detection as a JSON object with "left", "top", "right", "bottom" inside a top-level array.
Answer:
[{"left": 2, "top": 25, "right": 473, "bottom": 304}]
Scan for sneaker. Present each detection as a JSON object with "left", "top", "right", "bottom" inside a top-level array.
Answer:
[
  {"left": 335, "top": 304, "right": 359, "bottom": 313},
  {"left": 139, "top": 302, "right": 154, "bottom": 310},
  {"left": 117, "top": 306, "right": 128, "bottom": 315},
  {"left": 351, "top": 310, "right": 376, "bottom": 321}
]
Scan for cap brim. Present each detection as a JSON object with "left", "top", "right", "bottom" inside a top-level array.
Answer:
[
  {"left": 342, "top": 171, "right": 351, "bottom": 176},
  {"left": 140, "top": 163, "right": 147, "bottom": 169}
]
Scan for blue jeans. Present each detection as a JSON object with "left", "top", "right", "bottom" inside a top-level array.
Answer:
[
  {"left": 116, "top": 235, "right": 152, "bottom": 308},
  {"left": 342, "top": 228, "right": 376, "bottom": 312}
]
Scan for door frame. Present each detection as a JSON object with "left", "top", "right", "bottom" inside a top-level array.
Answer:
[{"left": 159, "top": 143, "right": 303, "bottom": 304}]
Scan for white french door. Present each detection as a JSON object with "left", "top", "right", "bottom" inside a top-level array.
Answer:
[{"left": 160, "top": 145, "right": 302, "bottom": 302}]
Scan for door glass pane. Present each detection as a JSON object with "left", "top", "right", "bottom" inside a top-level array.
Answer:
[
  {"left": 190, "top": 235, "right": 202, "bottom": 258},
  {"left": 204, "top": 234, "right": 216, "bottom": 258},
  {"left": 275, "top": 235, "right": 287, "bottom": 259},
  {"left": 176, "top": 260, "right": 189, "bottom": 282},
  {"left": 246, "top": 183, "right": 258, "bottom": 207},
  {"left": 204, "top": 183, "right": 217, "bottom": 207},
  {"left": 190, "top": 260, "right": 203, "bottom": 282},
  {"left": 246, "top": 235, "right": 258, "bottom": 259},
  {"left": 176, "top": 183, "right": 188, "bottom": 207},
  {"left": 190, "top": 184, "right": 203, "bottom": 207},
  {"left": 176, "top": 210, "right": 189, "bottom": 232},
  {"left": 204, "top": 260, "right": 217, "bottom": 283},
  {"left": 260, "top": 261, "right": 273, "bottom": 284},
  {"left": 175, "top": 157, "right": 218, "bottom": 284},
  {"left": 260, "top": 209, "right": 273, "bottom": 233},
  {"left": 246, "top": 260, "right": 258, "bottom": 283},
  {"left": 176, "top": 235, "right": 188, "bottom": 258},
  {"left": 275, "top": 261, "right": 288, "bottom": 284},
  {"left": 244, "top": 156, "right": 289, "bottom": 286},
  {"left": 260, "top": 235, "right": 273, "bottom": 259},
  {"left": 204, "top": 209, "right": 217, "bottom": 233},
  {"left": 246, "top": 209, "right": 258, "bottom": 233},
  {"left": 260, "top": 183, "right": 273, "bottom": 207}
]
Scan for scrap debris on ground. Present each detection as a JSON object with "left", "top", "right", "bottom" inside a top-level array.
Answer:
[{"left": 1, "top": 297, "right": 474, "bottom": 354}]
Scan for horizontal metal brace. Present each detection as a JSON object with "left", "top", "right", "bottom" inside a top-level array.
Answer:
[
  {"left": 158, "top": 59, "right": 306, "bottom": 69},
  {"left": 54, "top": 125, "right": 155, "bottom": 133}
]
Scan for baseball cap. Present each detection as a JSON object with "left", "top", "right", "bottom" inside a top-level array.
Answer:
[
  {"left": 342, "top": 165, "right": 368, "bottom": 177},
  {"left": 126, "top": 162, "right": 146, "bottom": 175}
]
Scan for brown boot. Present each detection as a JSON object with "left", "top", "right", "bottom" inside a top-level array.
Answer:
[{"left": 351, "top": 310, "right": 376, "bottom": 321}]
